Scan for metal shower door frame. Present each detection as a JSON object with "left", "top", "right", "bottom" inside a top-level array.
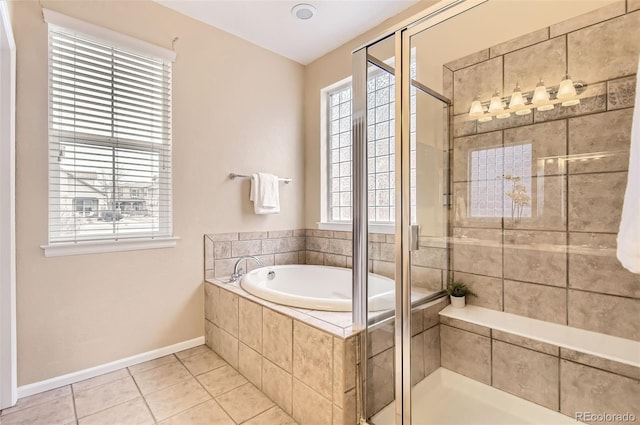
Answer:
[{"left": 352, "top": 1, "right": 487, "bottom": 424}]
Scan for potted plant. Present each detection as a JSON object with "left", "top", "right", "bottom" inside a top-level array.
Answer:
[{"left": 446, "top": 280, "right": 476, "bottom": 308}]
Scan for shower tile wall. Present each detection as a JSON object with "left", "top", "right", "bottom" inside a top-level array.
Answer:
[
  {"left": 204, "top": 230, "right": 306, "bottom": 280},
  {"left": 446, "top": 5, "right": 640, "bottom": 342},
  {"left": 305, "top": 229, "right": 446, "bottom": 291}
]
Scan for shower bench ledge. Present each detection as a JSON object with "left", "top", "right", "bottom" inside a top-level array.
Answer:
[{"left": 440, "top": 305, "right": 640, "bottom": 368}]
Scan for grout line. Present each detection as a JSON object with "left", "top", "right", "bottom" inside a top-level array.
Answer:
[
  {"left": 70, "top": 384, "right": 79, "bottom": 424},
  {"left": 129, "top": 376, "right": 158, "bottom": 425}
]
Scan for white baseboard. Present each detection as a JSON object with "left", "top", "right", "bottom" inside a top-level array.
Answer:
[{"left": 17, "top": 336, "right": 205, "bottom": 399}]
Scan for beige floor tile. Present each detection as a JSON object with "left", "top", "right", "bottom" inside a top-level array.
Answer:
[
  {"left": 1, "top": 396, "right": 75, "bottom": 425},
  {"left": 72, "top": 369, "right": 130, "bottom": 393},
  {"left": 132, "top": 361, "right": 192, "bottom": 395},
  {"left": 1, "top": 386, "right": 71, "bottom": 416},
  {"left": 74, "top": 376, "right": 141, "bottom": 418},
  {"left": 215, "top": 383, "right": 274, "bottom": 423},
  {"left": 144, "top": 379, "right": 211, "bottom": 421},
  {"left": 78, "top": 397, "right": 153, "bottom": 425},
  {"left": 181, "top": 350, "right": 226, "bottom": 376},
  {"left": 158, "top": 399, "right": 234, "bottom": 425},
  {"left": 175, "top": 345, "right": 212, "bottom": 361},
  {"left": 128, "top": 355, "right": 177, "bottom": 375},
  {"left": 243, "top": 406, "right": 297, "bottom": 425},
  {"left": 197, "top": 365, "right": 247, "bottom": 397}
]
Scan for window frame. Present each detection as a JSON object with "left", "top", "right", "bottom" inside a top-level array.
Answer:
[{"left": 40, "top": 9, "right": 178, "bottom": 257}]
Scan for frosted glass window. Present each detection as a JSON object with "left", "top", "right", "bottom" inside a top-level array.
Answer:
[
  {"left": 469, "top": 144, "right": 532, "bottom": 219},
  {"left": 327, "top": 65, "right": 416, "bottom": 223}
]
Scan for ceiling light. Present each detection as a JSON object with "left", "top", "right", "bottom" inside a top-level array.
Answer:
[{"left": 291, "top": 4, "right": 316, "bottom": 20}]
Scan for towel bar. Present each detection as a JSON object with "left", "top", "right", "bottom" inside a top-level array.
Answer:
[{"left": 229, "top": 173, "right": 292, "bottom": 184}]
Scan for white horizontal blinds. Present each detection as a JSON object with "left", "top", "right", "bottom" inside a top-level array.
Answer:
[{"left": 48, "top": 24, "right": 172, "bottom": 243}]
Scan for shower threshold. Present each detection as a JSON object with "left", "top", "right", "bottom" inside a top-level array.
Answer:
[{"left": 371, "top": 368, "right": 583, "bottom": 425}]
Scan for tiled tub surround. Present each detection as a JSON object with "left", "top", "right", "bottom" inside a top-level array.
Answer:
[
  {"left": 205, "top": 229, "right": 448, "bottom": 293},
  {"left": 439, "top": 306, "right": 640, "bottom": 424},
  {"left": 204, "top": 229, "right": 447, "bottom": 424},
  {"left": 446, "top": 5, "right": 640, "bottom": 341},
  {"left": 204, "top": 278, "right": 358, "bottom": 425}
]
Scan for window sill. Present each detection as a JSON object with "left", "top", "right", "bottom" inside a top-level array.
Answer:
[
  {"left": 317, "top": 222, "right": 395, "bottom": 235},
  {"left": 41, "top": 237, "right": 179, "bottom": 257}
]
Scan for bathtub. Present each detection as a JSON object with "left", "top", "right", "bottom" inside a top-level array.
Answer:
[{"left": 240, "top": 264, "right": 397, "bottom": 311}]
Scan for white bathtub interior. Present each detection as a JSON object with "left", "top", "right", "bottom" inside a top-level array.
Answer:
[{"left": 241, "top": 264, "right": 434, "bottom": 312}]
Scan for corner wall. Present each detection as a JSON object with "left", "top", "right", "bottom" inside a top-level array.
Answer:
[{"left": 12, "top": 0, "right": 304, "bottom": 386}]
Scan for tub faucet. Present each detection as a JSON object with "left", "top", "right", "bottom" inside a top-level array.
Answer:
[{"left": 230, "top": 256, "right": 264, "bottom": 283}]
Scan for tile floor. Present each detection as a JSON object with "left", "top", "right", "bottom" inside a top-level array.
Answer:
[{"left": 0, "top": 345, "right": 298, "bottom": 425}]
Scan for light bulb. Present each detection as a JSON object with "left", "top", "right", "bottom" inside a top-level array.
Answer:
[
  {"left": 509, "top": 83, "right": 532, "bottom": 115},
  {"left": 509, "top": 84, "right": 525, "bottom": 109},
  {"left": 469, "top": 97, "right": 484, "bottom": 118},
  {"left": 488, "top": 90, "right": 503, "bottom": 114},
  {"left": 532, "top": 80, "right": 549, "bottom": 104},
  {"left": 557, "top": 75, "right": 577, "bottom": 99},
  {"left": 557, "top": 74, "right": 581, "bottom": 107},
  {"left": 532, "top": 79, "right": 554, "bottom": 111}
]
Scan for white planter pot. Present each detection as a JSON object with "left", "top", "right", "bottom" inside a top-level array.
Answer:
[{"left": 450, "top": 295, "right": 466, "bottom": 308}]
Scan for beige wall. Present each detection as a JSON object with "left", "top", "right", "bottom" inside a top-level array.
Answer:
[{"left": 12, "top": 0, "right": 304, "bottom": 385}]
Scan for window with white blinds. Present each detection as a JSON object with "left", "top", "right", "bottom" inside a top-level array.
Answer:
[{"left": 47, "top": 21, "right": 172, "bottom": 245}]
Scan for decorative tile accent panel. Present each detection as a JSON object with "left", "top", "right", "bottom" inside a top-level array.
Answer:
[{"left": 607, "top": 75, "right": 637, "bottom": 110}]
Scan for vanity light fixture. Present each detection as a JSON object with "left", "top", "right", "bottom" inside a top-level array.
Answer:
[{"left": 466, "top": 76, "right": 584, "bottom": 121}]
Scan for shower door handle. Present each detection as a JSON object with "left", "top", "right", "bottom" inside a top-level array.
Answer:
[{"left": 410, "top": 224, "right": 420, "bottom": 251}]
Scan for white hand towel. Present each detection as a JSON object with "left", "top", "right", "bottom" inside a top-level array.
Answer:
[
  {"left": 616, "top": 55, "right": 640, "bottom": 273},
  {"left": 250, "top": 173, "right": 280, "bottom": 215}
]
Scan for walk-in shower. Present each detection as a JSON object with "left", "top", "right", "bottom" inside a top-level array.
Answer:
[{"left": 351, "top": 0, "right": 640, "bottom": 424}]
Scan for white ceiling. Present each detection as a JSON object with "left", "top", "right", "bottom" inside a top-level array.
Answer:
[{"left": 155, "top": 0, "right": 420, "bottom": 65}]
